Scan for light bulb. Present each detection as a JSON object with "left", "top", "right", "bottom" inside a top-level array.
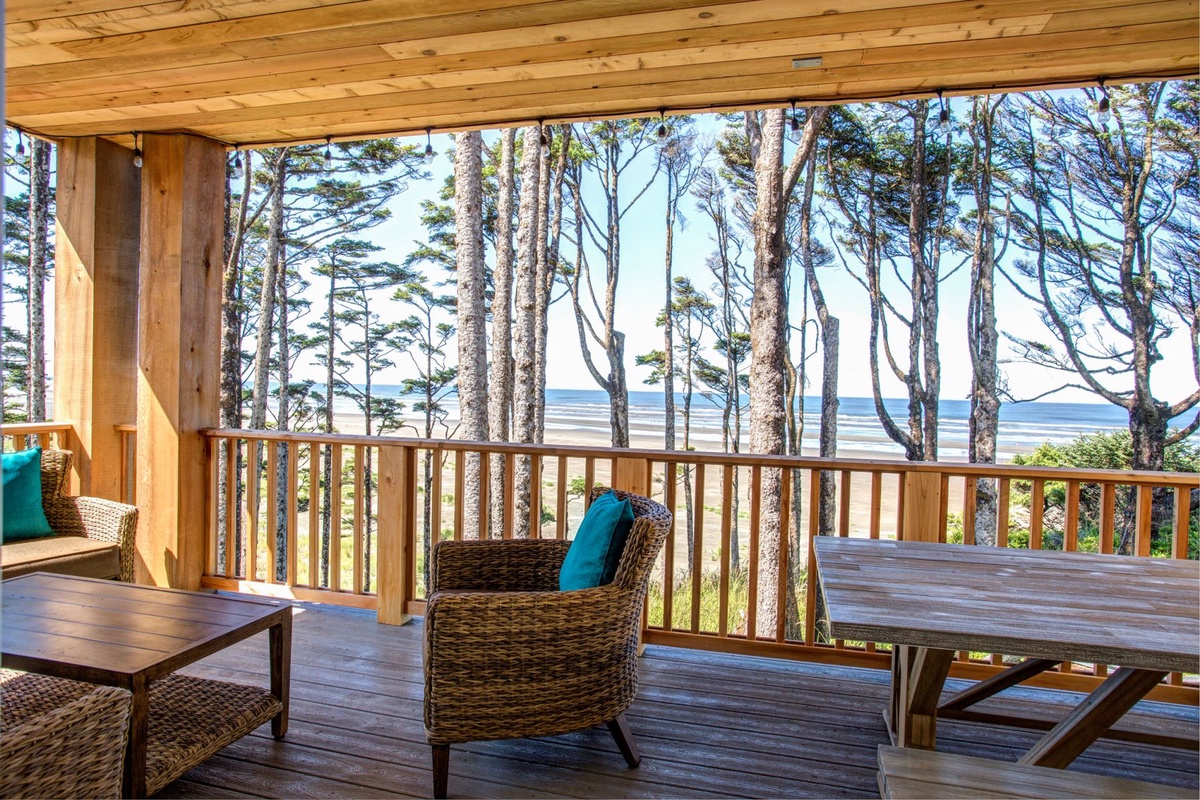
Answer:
[
  {"left": 423, "top": 143, "right": 435, "bottom": 164},
  {"left": 657, "top": 122, "right": 668, "bottom": 139},
  {"left": 231, "top": 152, "right": 243, "bottom": 180},
  {"left": 1096, "top": 97, "right": 1111, "bottom": 127},
  {"left": 15, "top": 135, "right": 25, "bottom": 159},
  {"left": 133, "top": 149, "right": 143, "bottom": 169}
]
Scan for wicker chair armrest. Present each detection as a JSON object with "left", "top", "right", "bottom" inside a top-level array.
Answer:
[
  {"left": 0, "top": 683, "right": 132, "bottom": 800},
  {"left": 431, "top": 538, "right": 572, "bottom": 593},
  {"left": 44, "top": 496, "right": 138, "bottom": 583}
]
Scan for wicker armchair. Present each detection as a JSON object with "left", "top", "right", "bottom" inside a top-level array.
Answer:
[
  {"left": 1, "top": 448, "right": 137, "bottom": 582},
  {"left": 424, "top": 486, "right": 672, "bottom": 798},
  {"left": 0, "top": 668, "right": 132, "bottom": 800}
]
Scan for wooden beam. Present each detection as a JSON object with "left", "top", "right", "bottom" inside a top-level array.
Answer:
[
  {"left": 135, "top": 133, "right": 224, "bottom": 589},
  {"left": 53, "top": 136, "right": 140, "bottom": 499}
]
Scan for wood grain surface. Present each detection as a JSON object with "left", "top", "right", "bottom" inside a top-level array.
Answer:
[
  {"left": 6, "top": 0, "right": 1197, "bottom": 146},
  {"left": 814, "top": 538, "right": 1200, "bottom": 674}
]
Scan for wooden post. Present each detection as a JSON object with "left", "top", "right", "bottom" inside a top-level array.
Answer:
[
  {"left": 377, "top": 444, "right": 412, "bottom": 626},
  {"left": 54, "top": 138, "right": 140, "bottom": 499},
  {"left": 613, "top": 457, "right": 649, "bottom": 496},
  {"left": 901, "top": 472, "right": 943, "bottom": 543},
  {"left": 135, "top": 134, "right": 224, "bottom": 589}
]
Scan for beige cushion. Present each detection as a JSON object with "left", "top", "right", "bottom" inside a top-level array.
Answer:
[{"left": 1, "top": 536, "right": 120, "bottom": 580}]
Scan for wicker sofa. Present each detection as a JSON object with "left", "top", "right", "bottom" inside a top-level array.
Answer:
[
  {"left": 1, "top": 449, "right": 137, "bottom": 582},
  {"left": 424, "top": 486, "right": 673, "bottom": 799},
  {"left": 0, "top": 668, "right": 133, "bottom": 800}
]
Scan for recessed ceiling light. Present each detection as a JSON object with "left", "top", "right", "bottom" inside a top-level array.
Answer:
[{"left": 792, "top": 57, "right": 823, "bottom": 69}]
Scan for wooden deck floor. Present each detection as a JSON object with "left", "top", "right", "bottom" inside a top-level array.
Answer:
[{"left": 162, "top": 603, "right": 1199, "bottom": 799}]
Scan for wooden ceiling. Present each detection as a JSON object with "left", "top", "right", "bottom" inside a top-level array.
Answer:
[{"left": 6, "top": 0, "right": 1198, "bottom": 148}]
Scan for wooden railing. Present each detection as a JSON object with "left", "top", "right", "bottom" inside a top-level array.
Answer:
[
  {"left": 2, "top": 421, "right": 71, "bottom": 453},
  {"left": 10, "top": 422, "right": 1193, "bottom": 701},
  {"left": 199, "top": 428, "right": 1199, "bottom": 704}
]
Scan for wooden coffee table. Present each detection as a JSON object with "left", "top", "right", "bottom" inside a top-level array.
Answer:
[{"left": 2, "top": 572, "right": 292, "bottom": 798}]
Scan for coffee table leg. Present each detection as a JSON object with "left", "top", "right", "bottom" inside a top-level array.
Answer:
[
  {"left": 124, "top": 674, "right": 149, "bottom": 799},
  {"left": 270, "top": 613, "right": 292, "bottom": 739}
]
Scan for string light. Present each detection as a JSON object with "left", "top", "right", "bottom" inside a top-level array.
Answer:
[
  {"left": 323, "top": 136, "right": 334, "bottom": 170},
  {"left": 1095, "top": 77, "right": 1111, "bottom": 127},
  {"left": 657, "top": 108, "right": 668, "bottom": 140},
  {"left": 930, "top": 89, "right": 949, "bottom": 132},
  {"left": 132, "top": 132, "right": 143, "bottom": 169},
  {"left": 14, "top": 129, "right": 26, "bottom": 160},
  {"left": 231, "top": 147, "right": 243, "bottom": 180},
  {"left": 789, "top": 99, "right": 800, "bottom": 132},
  {"left": 538, "top": 120, "right": 549, "bottom": 150},
  {"left": 423, "top": 128, "right": 435, "bottom": 164}
]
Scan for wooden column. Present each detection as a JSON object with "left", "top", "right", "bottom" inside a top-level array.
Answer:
[
  {"left": 135, "top": 134, "right": 224, "bottom": 589},
  {"left": 377, "top": 444, "right": 412, "bottom": 626},
  {"left": 901, "top": 472, "right": 943, "bottom": 543},
  {"left": 54, "top": 138, "right": 141, "bottom": 498}
]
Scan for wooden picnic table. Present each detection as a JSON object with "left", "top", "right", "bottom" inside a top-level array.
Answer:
[{"left": 813, "top": 537, "right": 1200, "bottom": 768}]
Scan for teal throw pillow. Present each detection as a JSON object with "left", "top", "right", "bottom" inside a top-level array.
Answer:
[
  {"left": 559, "top": 490, "right": 635, "bottom": 591},
  {"left": 3, "top": 447, "right": 54, "bottom": 542}
]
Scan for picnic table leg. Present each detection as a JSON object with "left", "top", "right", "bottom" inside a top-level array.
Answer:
[
  {"left": 888, "top": 645, "right": 954, "bottom": 750},
  {"left": 1018, "top": 667, "right": 1168, "bottom": 768},
  {"left": 270, "top": 612, "right": 292, "bottom": 739},
  {"left": 123, "top": 674, "right": 149, "bottom": 799}
]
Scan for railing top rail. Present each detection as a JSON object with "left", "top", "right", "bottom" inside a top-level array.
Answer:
[
  {"left": 3, "top": 421, "right": 73, "bottom": 434},
  {"left": 201, "top": 428, "right": 1200, "bottom": 488}
]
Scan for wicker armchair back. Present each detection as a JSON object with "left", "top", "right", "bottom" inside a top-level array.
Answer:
[{"left": 423, "top": 485, "right": 672, "bottom": 798}]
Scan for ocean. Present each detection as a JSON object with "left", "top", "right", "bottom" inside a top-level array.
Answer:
[{"left": 332, "top": 386, "right": 1147, "bottom": 460}]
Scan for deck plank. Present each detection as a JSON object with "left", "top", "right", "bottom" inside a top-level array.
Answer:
[{"left": 160, "top": 602, "right": 1199, "bottom": 799}]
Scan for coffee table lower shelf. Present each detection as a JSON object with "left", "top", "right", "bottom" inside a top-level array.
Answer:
[{"left": 145, "top": 673, "right": 282, "bottom": 796}]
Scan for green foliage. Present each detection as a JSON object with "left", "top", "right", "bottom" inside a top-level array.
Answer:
[{"left": 1010, "top": 430, "right": 1199, "bottom": 558}]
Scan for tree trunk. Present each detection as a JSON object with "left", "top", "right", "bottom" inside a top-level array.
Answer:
[
  {"left": 967, "top": 96, "right": 1001, "bottom": 546},
  {"left": 533, "top": 130, "right": 553, "bottom": 446},
  {"left": 512, "top": 127, "right": 542, "bottom": 539},
  {"left": 250, "top": 151, "right": 287, "bottom": 431},
  {"left": 455, "top": 131, "right": 488, "bottom": 540},
  {"left": 488, "top": 128, "right": 516, "bottom": 539},
  {"left": 748, "top": 110, "right": 789, "bottom": 639},
  {"left": 27, "top": 138, "right": 50, "bottom": 422},
  {"left": 663, "top": 165, "right": 678, "bottom": 452},
  {"left": 274, "top": 238, "right": 290, "bottom": 583}
]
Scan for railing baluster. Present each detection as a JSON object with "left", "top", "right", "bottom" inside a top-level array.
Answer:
[
  {"left": 555, "top": 455, "right": 567, "bottom": 539},
  {"left": 996, "top": 478, "right": 1010, "bottom": 548},
  {"left": 309, "top": 443, "right": 320, "bottom": 588},
  {"left": 353, "top": 445, "right": 365, "bottom": 595},
  {"left": 584, "top": 458, "right": 595, "bottom": 508},
  {"left": 807, "top": 468, "right": 821, "bottom": 648},
  {"left": 1064, "top": 480, "right": 1080, "bottom": 552},
  {"left": 528, "top": 453, "right": 540, "bottom": 537},
  {"left": 247, "top": 444, "right": 259, "bottom": 582},
  {"left": 776, "top": 468, "right": 791, "bottom": 644},
  {"left": 962, "top": 477, "right": 977, "bottom": 546},
  {"left": 718, "top": 465, "right": 732, "bottom": 638},
  {"left": 838, "top": 469, "right": 851, "bottom": 537},
  {"left": 1030, "top": 480, "right": 1045, "bottom": 550},
  {"left": 938, "top": 473, "right": 950, "bottom": 543},
  {"left": 1100, "top": 483, "right": 1116, "bottom": 555},
  {"left": 894, "top": 472, "right": 905, "bottom": 539},
  {"left": 453, "top": 450, "right": 465, "bottom": 539},
  {"left": 690, "top": 462, "right": 705, "bottom": 635},
  {"left": 869, "top": 471, "right": 882, "bottom": 539},
  {"left": 1174, "top": 486, "right": 1191, "bottom": 561},
  {"left": 287, "top": 441, "right": 298, "bottom": 587},
  {"left": 1135, "top": 485, "right": 1153, "bottom": 557},
  {"left": 663, "top": 461, "right": 677, "bottom": 632},
  {"left": 207, "top": 436, "right": 219, "bottom": 577},
  {"left": 430, "top": 448, "right": 443, "bottom": 548},
  {"left": 503, "top": 452, "right": 515, "bottom": 539},
  {"left": 329, "top": 444, "right": 342, "bottom": 591},
  {"left": 747, "top": 465, "right": 761, "bottom": 641},
  {"left": 224, "top": 438, "right": 237, "bottom": 577},
  {"left": 479, "top": 451, "right": 490, "bottom": 539},
  {"left": 266, "top": 442, "right": 278, "bottom": 585}
]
